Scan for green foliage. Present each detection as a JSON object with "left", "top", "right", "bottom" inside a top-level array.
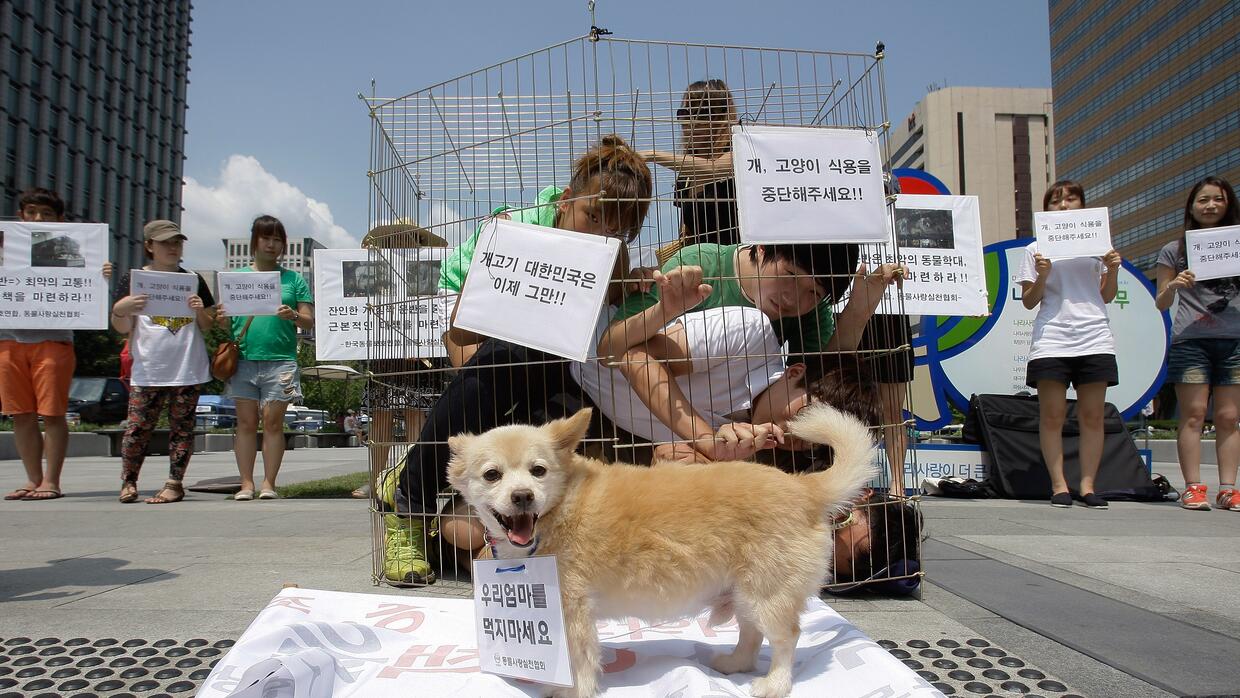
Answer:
[
  {"left": 73, "top": 330, "right": 124, "bottom": 377},
  {"left": 296, "top": 342, "right": 365, "bottom": 419}
]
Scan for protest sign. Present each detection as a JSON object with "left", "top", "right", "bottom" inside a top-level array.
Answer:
[
  {"left": 129, "top": 269, "right": 197, "bottom": 318},
  {"left": 314, "top": 247, "right": 452, "bottom": 361},
  {"left": 860, "top": 194, "right": 988, "bottom": 317},
  {"left": 1185, "top": 224, "right": 1240, "bottom": 281},
  {"left": 453, "top": 218, "right": 620, "bottom": 362},
  {"left": 473, "top": 556, "right": 572, "bottom": 687},
  {"left": 0, "top": 221, "right": 109, "bottom": 329},
  {"left": 1034, "top": 207, "right": 1112, "bottom": 260},
  {"left": 732, "top": 124, "right": 888, "bottom": 244},
  {"left": 218, "top": 271, "right": 281, "bottom": 316}
]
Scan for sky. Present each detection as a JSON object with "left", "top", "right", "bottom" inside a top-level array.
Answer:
[{"left": 179, "top": 0, "right": 1052, "bottom": 268}]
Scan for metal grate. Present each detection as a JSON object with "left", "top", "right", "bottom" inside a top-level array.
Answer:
[
  {"left": 0, "top": 636, "right": 231, "bottom": 697},
  {"left": 879, "top": 638, "right": 1085, "bottom": 697}
]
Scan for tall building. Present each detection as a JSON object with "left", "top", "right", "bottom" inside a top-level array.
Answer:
[
  {"left": 1050, "top": 1, "right": 1240, "bottom": 270},
  {"left": 886, "top": 87, "right": 1055, "bottom": 244},
  {"left": 223, "top": 236, "right": 324, "bottom": 285},
  {"left": 0, "top": 0, "right": 192, "bottom": 280}
]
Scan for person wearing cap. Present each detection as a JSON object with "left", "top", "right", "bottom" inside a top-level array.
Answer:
[
  {"left": 2, "top": 188, "right": 112, "bottom": 502},
  {"left": 109, "top": 220, "right": 216, "bottom": 504}
]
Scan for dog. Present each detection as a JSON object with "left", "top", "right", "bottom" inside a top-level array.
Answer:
[{"left": 447, "top": 402, "right": 878, "bottom": 698}]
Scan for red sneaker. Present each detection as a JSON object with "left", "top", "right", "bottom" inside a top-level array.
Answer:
[
  {"left": 1181, "top": 483, "right": 1210, "bottom": 511},
  {"left": 1217, "top": 488, "right": 1240, "bottom": 511}
]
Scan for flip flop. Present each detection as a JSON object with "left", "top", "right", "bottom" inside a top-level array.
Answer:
[
  {"left": 23, "top": 489, "right": 63, "bottom": 501},
  {"left": 234, "top": 489, "right": 255, "bottom": 501},
  {"left": 4, "top": 488, "right": 34, "bottom": 500},
  {"left": 258, "top": 489, "right": 279, "bottom": 500}
]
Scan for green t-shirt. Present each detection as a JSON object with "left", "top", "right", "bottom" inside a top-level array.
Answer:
[
  {"left": 438, "top": 185, "right": 563, "bottom": 293},
  {"left": 230, "top": 266, "right": 314, "bottom": 361},
  {"left": 613, "top": 243, "right": 836, "bottom": 354}
]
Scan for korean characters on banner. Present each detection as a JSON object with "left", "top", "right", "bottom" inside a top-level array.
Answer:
[
  {"left": 129, "top": 270, "right": 197, "bottom": 318},
  {"left": 217, "top": 271, "right": 281, "bottom": 316},
  {"left": 313, "top": 247, "right": 452, "bottom": 361},
  {"left": 473, "top": 556, "right": 572, "bottom": 688},
  {"left": 0, "top": 221, "right": 109, "bottom": 329},
  {"left": 454, "top": 218, "right": 620, "bottom": 362},
  {"left": 732, "top": 125, "right": 888, "bottom": 244},
  {"left": 869, "top": 194, "right": 988, "bottom": 317},
  {"left": 1185, "top": 224, "right": 1240, "bottom": 281},
  {"left": 1034, "top": 206, "right": 1112, "bottom": 259}
]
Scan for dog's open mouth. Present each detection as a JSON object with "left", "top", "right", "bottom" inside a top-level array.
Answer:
[{"left": 492, "top": 509, "right": 538, "bottom": 547}]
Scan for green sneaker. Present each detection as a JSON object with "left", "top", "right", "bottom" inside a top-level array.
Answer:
[{"left": 384, "top": 514, "right": 436, "bottom": 586}]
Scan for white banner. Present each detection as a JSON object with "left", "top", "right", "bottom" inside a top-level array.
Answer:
[
  {"left": 199, "top": 588, "right": 942, "bottom": 698},
  {"left": 454, "top": 218, "right": 620, "bottom": 362},
  {"left": 314, "top": 248, "right": 452, "bottom": 361},
  {"left": 733, "top": 125, "right": 888, "bottom": 244},
  {"left": 0, "top": 221, "right": 109, "bottom": 329},
  {"left": 219, "top": 271, "right": 281, "bottom": 316},
  {"left": 866, "top": 195, "right": 988, "bottom": 316},
  {"left": 1185, "top": 224, "right": 1240, "bottom": 281},
  {"left": 1033, "top": 207, "right": 1112, "bottom": 260},
  {"left": 129, "top": 269, "right": 197, "bottom": 318},
  {"left": 474, "top": 556, "right": 571, "bottom": 687}
]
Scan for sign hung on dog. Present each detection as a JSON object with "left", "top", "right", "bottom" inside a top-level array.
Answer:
[
  {"left": 473, "top": 555, "right": 572, "bottom": 687},
  {"left": 454, "top": 218, "right": 620, "bottom": 361},
  {"left": 0, "top": 221, "right": 110, "bottom": 329},
  {"left": 218, "top": 271, "right": 281, "bottom": 316},
  {"left": 732, "top": 125, "right": 888, "bottom": 244},
  {"left": 1034, "top": 207, "right": 1112, "bottom": 260}
]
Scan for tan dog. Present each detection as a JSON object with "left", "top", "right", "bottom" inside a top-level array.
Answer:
[{"left": 447, "top": 402, "right": 878, "bottom": 698}]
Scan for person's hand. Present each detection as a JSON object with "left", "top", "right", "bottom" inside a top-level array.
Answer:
[
  {"left": 188, "top": 295, "right": 204, "bottom": 311},
  {"left": 102, "top": 261, "right": 114, "bottom": 280},
  {"left": 858, "top": 262, "right": 906, "bottom": 290},
  {"left": 1103, "top": 250, "right": 1122, "bottom": 272},
  {"left": 697, "top": 422, "right": 784, "bottom": 461},
  {"left": 1168, "top": 269, "right": 1196, "bottom": 291},
  {"left": 624, "top": 267, "right": 658, "bottom": 296},
  {"left": 1034, "top": 254, "right": 1052, "bottom": 279},
  {"left": 276, "top": 304, "right": 298, "bottom": 322},
  {"left": 652, "top": 441, "right": 712, "bottom": 464},
  {"left": 655, "top": 266, "right": 712, "bottom": 318},
  {"left": 115, "top": 294, "right": 148, "bottom": 317}
]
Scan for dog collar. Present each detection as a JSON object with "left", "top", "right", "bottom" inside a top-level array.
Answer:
[{"left": 484, "top": 530, "right": 539, "bottom": 559}]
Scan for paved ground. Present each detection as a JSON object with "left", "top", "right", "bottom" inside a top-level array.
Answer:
[{"left": 1, "top": 448, "right": 1235, "bottom": 697}]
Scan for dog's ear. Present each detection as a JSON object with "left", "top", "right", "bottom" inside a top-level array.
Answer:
[
  {"left": 447, "top": 434, "right": 472, "bottom": 457},
  {"left": 546, "top": 408, "right": 592, "bottom": 453}
]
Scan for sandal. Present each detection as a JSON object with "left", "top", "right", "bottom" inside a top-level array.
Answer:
[
  {"left": 23, "top": 488, "right": 63, "bottom": 501},
  {"left": 119, "top": 481, "right": 139, "bottom": 504},
  {"left": 145, "top": 480, "right": 184, "bottom": 504},
  {"left": 5, "top": 488, "right": 34, "bottom": 501}
]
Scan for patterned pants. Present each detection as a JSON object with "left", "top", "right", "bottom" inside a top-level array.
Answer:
[{"left": 120, "top": 385, "right": 201, "bottom": 483}]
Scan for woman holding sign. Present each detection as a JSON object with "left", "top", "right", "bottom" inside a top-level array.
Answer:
[
  {"left": 1156, "top": 176, "right": 1240, "bottom": 512},
  {"left": 110, "top": 221, "right": 216, "bottom": 504},
  {"left": 216, "top": 215, "right": 314, "bottom": 501},
  {"left": 1018, "top": 181, "right": 1122, "bottom": 510}
]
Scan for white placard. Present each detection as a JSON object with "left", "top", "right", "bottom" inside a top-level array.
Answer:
[
  {"left": 314, "top": 247, "right": 452, "bottom": 361},
  {"left": 218, "top": 271, "right": 281, "bottom": 316},
  {"left": 129, "top": 269, "right": 197, "bottom": 318},
  {"left": 1033, "top": 207, "right": 1112, "bottom": 260},
  {"left": 473, "top": 556, "right": 572, "bottom": 687},
  {"left": 454, "top": 218, "right": 620, "bottom": 362},
  {"left": 732, "top": 124, "right": 888, "bottom": 244},
  {"left": 867, "top": 194, "right": 988, "bottom": 316},
  {"left": 1185, "top": 225, "right": 1240, "bottom": 281},
  {"left": 0, "top": 221, "right": 109, "bottom": 329}
]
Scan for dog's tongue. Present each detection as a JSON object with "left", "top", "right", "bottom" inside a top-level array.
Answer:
[{"left": 507, "top": 513, "right": 535, "bottom": 546}]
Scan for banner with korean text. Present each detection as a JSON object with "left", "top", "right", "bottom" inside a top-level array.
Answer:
[
  {"left": 0, "top": 221, "right": 109, "bottom": 329},
  {"left": 1185, "top": 224, "right": 1240, "bottom": 281},
  {"left": 1034, "top": 207, "right": 1112, "bottom": 260},
  {"left": 218, "top": 271, "right": 281, "bottom": 316},
  {"left": 130, "top": 270, "right": 197, "bottom": 318}
]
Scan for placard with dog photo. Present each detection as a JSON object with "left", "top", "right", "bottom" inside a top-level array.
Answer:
[{"left": 0, "top": 221, "right": 109, "bottom": 329}]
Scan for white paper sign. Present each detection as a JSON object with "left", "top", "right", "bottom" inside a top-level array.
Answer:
[
  {"left": 1185, "top": 225, "right": 1240, "bottom": 281},
  {"left": 129, "top": 269, "right": 197, "bottom": 318},
  {"left": 0, "top": 221, "right": 109, "bottom": 329},
  {"left": 454, "top": 218, "right": 620, "bottom": 362},
  {"left": 1034, "top": 207, "right": 1112, "bottom": 260},
  {"left": 473, "top": 556, "right": 572, "bottom": 687},
  {"left": 219, "top": 271, "right": 281, "bottom": 316},
  {"left": 867, "top": 194, "right": 988, "bottom": 316},
  {"left": 733, "top": 124, "right": 888, "bottom": 244},
  {"left": 314, "top": 247, "right": 452, "bottom": 361}
]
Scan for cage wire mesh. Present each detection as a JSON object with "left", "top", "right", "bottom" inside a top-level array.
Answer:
[{"left": 361, "top": 28, "right": 922, "bottom": 597}]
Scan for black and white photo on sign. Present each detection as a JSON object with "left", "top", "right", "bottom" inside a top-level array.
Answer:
[
  {"left": 30, "top": 229, "right": 87, "bottom": 267},
  {"left": 895, "top": 208, "right": 955, "bottom": 249},
  {"left": 341, "top": 260, "right": 390, "bottom": 298},
  {"left": 405, "top": 260, "right": 442, "bottom": 297},
  {"left": 0, "top": 230, "right": 5, "bottom": 267}
]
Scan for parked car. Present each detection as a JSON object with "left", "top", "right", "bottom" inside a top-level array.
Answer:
[
  {"left": 284, "top": 407, "right": 329, "bottom": 432},
  {"left": 196, "top": 395, "right": 237, "bottom": 429},
  {"left": 67, "top": 377, "right": 129, "bottom": 424}
]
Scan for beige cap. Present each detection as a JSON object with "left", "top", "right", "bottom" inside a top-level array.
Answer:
[{"left": 143, "top": 219, "right": 185, "bottom": 242}]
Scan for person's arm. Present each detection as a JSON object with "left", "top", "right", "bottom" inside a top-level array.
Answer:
[
  {"left": 642, "top": 150, "right": 734, "bottom": 183},
  {"left": 111, "top": 294, "right": 147, "bottom": 334},
  {"left": 277, "top": 302, "right": 314, "bottom": 330},
  {"left": 597, "top": 266, "right": 713, "bottom": 362},
  {"left": 1021, "top": 254, "right": 1052, "bottom": 309},
  {"left": 189, "top": 295, "right": 213, "bottom": 331},
  {"left": 825, "top": 263, "right": 905, "bottom": 352},
  {"left": 1155, "top": 263, "right": 1194, "bottom": 311},
  {"left": 615, "top": 331, "right": 713, "bottom": 447},
  {"left": 1100, "top": 251, "right": 1122, "bottom": 304},
  {"left": 446, "top": 294, "right": 486, "bottom": 349}
]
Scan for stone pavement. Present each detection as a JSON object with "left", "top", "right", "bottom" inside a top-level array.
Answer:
[{"left": 0, "top": 448, "right": 1235, "bottom": 697}]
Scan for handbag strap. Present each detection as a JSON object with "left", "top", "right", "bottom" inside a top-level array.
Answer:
[{"left": 234, "top": 316, "right": 256, "bottom": 341}]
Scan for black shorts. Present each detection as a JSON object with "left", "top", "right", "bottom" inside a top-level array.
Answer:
[
  {"left": 858, "top": 314, "right": 914, "bottom": 384},
  {"left": 1026, "top": 353, "right": 1118, "bottom": 389}
]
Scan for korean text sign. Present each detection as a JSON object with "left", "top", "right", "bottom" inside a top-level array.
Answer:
[
  {"left": 1034, "top": 207, "right": 1112, "bottom": 260},
  {"left": 473, "top": 556, "right": 571, "bottom": 687},
  {"left": 313, "top": 247, "right": 453, "bottom": 361},
  {"left": 1185, "top": 225, "right": 1240, "bottom": 281},
  {"left": 218, "top": 271, "right": 281, "bottom": 316},
  {"left": 0, "top": 221, "right": 109, "bottom": 329},
  {"left": 732, "top": 124, "right": 888, "bottom": 244},
  {"left": 453, "top": 218, "right": 620, "bottom": 362},
  {"left": 130, "top": 270, "right": 197, "bottom": 318}
]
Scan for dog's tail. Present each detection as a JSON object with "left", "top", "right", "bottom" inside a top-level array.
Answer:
[{"left": 788, "top": 402, "right": 880, "bottom": 509}]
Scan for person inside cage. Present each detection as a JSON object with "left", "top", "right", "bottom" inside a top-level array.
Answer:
[
  {"left": 823, "top": 489, "right": 924, "bottom": 596},
  {"left": 380, "top": 134, "right": 654, "bottom": 586}
]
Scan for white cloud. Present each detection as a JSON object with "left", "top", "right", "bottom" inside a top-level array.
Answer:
[{"left": 180, "top": 155, "right": 358, "bottom": 269}]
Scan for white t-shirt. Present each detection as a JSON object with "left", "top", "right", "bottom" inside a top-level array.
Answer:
[
  {"left": 573, "top": 306, "right": 786, "bottom": 443},
  {"left": 129, "top": 313, "right": 212, "bottom": 387},
  {"left": 1016, "top": 242, "right": 1114, "bottom": 360}
]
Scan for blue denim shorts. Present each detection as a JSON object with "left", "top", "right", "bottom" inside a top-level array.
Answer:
[
  {"left": 226, "top": 359, "right": 302, "bottom": 404},
  {"left": 1167, "top": 338, "right": 1240, "bottom": 385}
]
